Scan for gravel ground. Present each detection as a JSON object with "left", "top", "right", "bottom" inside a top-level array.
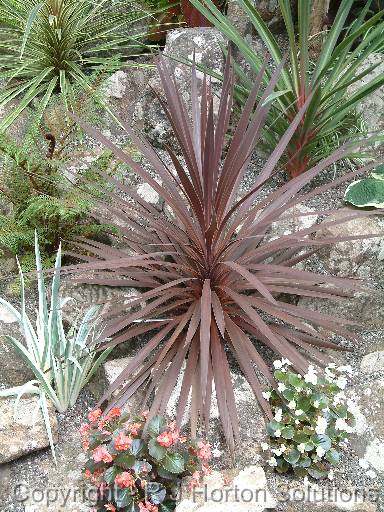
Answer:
[
  {"left": 0, "top": 390, "right": 97, "bottom": 512},
  {"left": 0, "top": 49, "right": 383, "bottom": 509}
]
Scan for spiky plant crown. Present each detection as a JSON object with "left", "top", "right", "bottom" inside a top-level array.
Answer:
[
  {"left": 0, "top": 0, "right": 158, "bottom": 130},
  {"left": 65, "top": 55, "right": 379, "bottom": 448}
]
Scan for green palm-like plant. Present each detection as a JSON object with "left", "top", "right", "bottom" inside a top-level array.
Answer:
[
  {"left": 0, "top": 233, "right": 112, "bottom": 461},
  {"left": 189, "top": 0, "right": 384, "bottom": 177},
  {"left": 0, "top": 0, "right": 159, "bottom": 130}
]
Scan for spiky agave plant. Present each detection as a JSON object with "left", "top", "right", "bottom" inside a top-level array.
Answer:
[
  {"left": 0, "top": 0, "right": 160, "bottom": 130},
  {"left": 65, "top": 56, "right": 379, "bottom": 449}
]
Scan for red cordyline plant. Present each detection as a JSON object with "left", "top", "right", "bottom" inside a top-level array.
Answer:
[{"left": 64, "top": 55, "right": 379, "bottom": 450}]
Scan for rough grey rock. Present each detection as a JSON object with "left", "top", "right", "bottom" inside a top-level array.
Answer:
[
  {"left": 346, "top": 377, "right": 384, "bottom": 481},
  {"left": 20, "top": 425, "right": 91, "bottom": 512},
  {"left": 143, "top": 28, "right": 226, "bottom": 148},
  {"left": 271, "top": 204, "right": 319, "bottom": 239},
  {"left": 0, "top": 390, "right": 97, "bottom": 511},
  {"left": 0, "top": 338, "right": 34, "bottom": 389},
  {"left": 137, "top": 182, "right": 160, "bottom": 204},
  {"left": 299, "top": 212, "right": 384, "bottom": 329},
  {"left": 349, "top": 53, "right": 384, "bottom": 147},
  {"left": 167, "top": 371, "right": 268, "bottom": 470},
  {"left": 316, "top": 212, "right": 384, "bottom": 280},
  {"left": 0, "top": 304, "right": 17, "bottom": 324},
  {"left": 60, "top": 278, "right": 139, "bottom": 325},
  {"left": 254, "top": 0, "right": 295, "bottom": 31},
  {"left": 176, "top": 465, "right": 276, "bottom": 511},
  {"left": 0, "top": 397, "right": 58, "bottom": 463},
  {"left": 89, "top": 356, "right": 146, "bottom": 414},
  {"left": 0, "top": 313, "right": 35, "bottom": 388},
  {"left": 227, "top": 0, "right": 252, "bottom": 36},
  {"left": 103, "top": 65, "right": 156, "bottom": 133},
  {"left": 360, "top": 351, "right": 384, "bottom": 374},
  {"left": 0, "top": 100, "right": 33, "bottom": 144},
  {"left": 211, "top": 0, "right": 294, "bottom": 34},
  {"left": 0, "top": 256, "right": 17, "bottom": 278}
]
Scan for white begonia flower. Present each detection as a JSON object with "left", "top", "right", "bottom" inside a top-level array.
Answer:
[
  {"left": 273, "top": 360, "right": 283, "bottom": 369},
  {"left": 295, "top": 419, "right": 300, "bottom": 425},
  {"left": 315, "top": 416, "right": 327, "bottom": 435},
  {"left": 262, "top": 391, "right": 271, "bottom": 401},
  {"left": 275, "top": 429, "right": 282, "bottom": 438},
  {"left": 268, "top": 457, "right": 278, "bottom": 467},
  {"left": 333, "top": 391, "right": 346, "bottom": 406},
  {"left": 298, "top": 443, "right": 306, "bottom": 453},
  {"left": 295, "top": 409, "right": 304, "bottom": 416},
  {"left": 288, "top": 400, "right": 296, "bottom": 409},
  {"left": 260, "top": 442, "right": 269, "bottom": 451},
  {"left": 336, "top": 376, "right": 347, "bottom": 390},
  {"left": 316, "top": 446, "right": 326, "bottom": 458},
  {"left": 304, "top": 365, "right": 318, "bottom": 385},
  {"left": 346, "top": 398, "right": 355, "bottom": 409},
  {"left": 272, "top": 447, "right": 283, "bottom": 456},
  {"left": 335, "top": 418, "right": 345, "bottom": 430},
  {"left": 280, "top": 444, "right": 287, "bottom": 453},
  {"left": 313, "top": 400, "right": 320, "bottom": 408},
  {"left": 328, "top": 470, "right": 334, "bottom": 481},
  {"left": 278, "top": 383, "right": 286, "bottom": 392},
  {"left": 335, "top": 418, "right": 353, "bottom": 434},
  {"left": 274, "top": 408, "right": 283, "bottom": 422},
  {"left": 282, "top": 358, "right": 292, "bottom": 366}
]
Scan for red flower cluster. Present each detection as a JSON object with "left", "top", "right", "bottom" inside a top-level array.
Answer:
[
  {"left": 197, "top": 441, "right": 212, "bottom": 461},
  {"left": 114, "top": 431, "right": 133, "bottom": 451},
  {"left": 93, "top": 445, "right": 113, "bottom": 464},
  {"left": 88, "top": 408, "right": 103, "bottom": 423},
  {"left": 81, "top": 411, "right": 211, "bottom": 511},
  {"left": 138, "top": 502, "right": 158, "bottom": 512},
  {"left": 80, "top": 422, "right": 90, "bottom": 451},
  {"left": 156, "top": 421, "right": 187, "bottom": 447},
  {"left": 84, "top": 468, "right": 104, "bottom": 485},
  {"left": 115, "top": 472, "right": 135, "bottom": 489}
]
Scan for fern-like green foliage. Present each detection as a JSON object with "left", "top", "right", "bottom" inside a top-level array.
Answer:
[{"left": 0, "top": 91, "right": 114, "bottom": 278}]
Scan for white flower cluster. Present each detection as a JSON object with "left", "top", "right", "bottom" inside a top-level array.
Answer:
[
  {"left": 262, "top": 360, "right": 355, "bottom": 473},
  {"left": 273, "top": 358, "right": 292, "bottom": 371},
  {"left": 304, "top": 365, "right": 318, "bottom": 385},
  {"left": 335, "top": 418, "right": 354, "bottom": 434},
  {"left": 315, "top": 416, "right": 328, "bottom": 435},
  {"left": 324, "top": 363, "right": 353, "bottom": 390}
]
